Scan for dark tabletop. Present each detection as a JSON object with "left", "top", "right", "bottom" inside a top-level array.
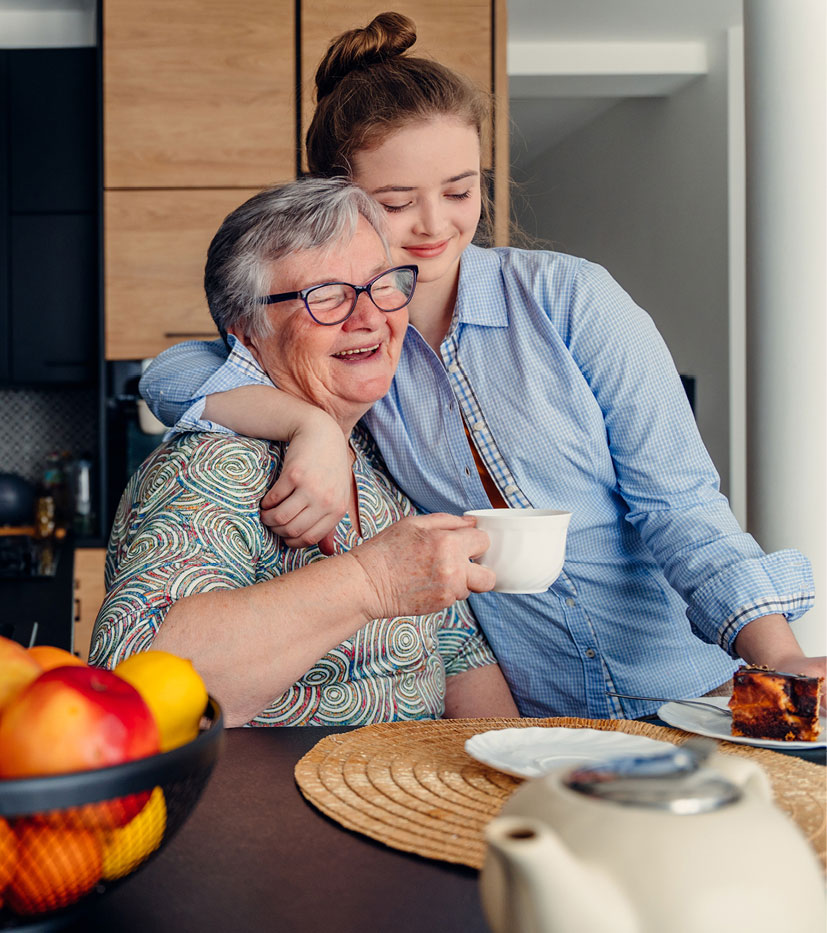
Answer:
[
  {"left": 62, "top": 727, "right": 487, "bottom": 933},
  {"left": 23, "top": 721, "right": 824, "bottom": 933}
]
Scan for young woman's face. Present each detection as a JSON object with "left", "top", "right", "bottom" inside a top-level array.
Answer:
[{"left": 351, "top": 117, "right": 482, "bottom": 288}]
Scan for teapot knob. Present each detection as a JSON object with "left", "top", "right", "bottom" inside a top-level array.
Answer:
[{"left": 704, "top": 751, "right": 773, "bottom": 801}]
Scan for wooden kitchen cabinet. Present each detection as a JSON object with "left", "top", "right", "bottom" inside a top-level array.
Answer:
[
  {"left": 102, "top": 0, "right": 508, "bottom": 360},
  {"left": 103, "top": 0, "right": 296, "bottom": 189},
  {"left": 103, "top": 0, "right": 297, "bottom": 360},
  {"left": 105, "top": 189, "right": 259, "bottom": 359},
  {"left": 73, "top": 547, "right": 107, "bottom": 662}
]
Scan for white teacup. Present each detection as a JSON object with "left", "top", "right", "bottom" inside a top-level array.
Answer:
[{"left": 464, "top": 508, "right": 572, "bottom": 594}]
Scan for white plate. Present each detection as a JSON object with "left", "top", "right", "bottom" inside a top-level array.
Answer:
[
  {"left": 657, "top": 696, "right": 827, "bottom": 750},
  {"left": 464, "top": 727, "right": 673, "bottom": 779}
]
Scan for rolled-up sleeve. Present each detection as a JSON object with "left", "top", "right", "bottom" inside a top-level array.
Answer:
[
  {"left": 139, "top": 336, "right": 273, "bottom": 435},
  {"left": 686, "top": 549, "right": 814, "bottom": 653}
]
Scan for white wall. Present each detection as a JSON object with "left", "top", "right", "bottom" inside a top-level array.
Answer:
[
  {"left": 0, "top": 3, "right": 95, "bottom": 48},
  {"left": 511, "top": 32, "right": 733, "bottom": 495}
]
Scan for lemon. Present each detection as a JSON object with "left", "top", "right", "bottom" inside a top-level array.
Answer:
[
  {"left": 101, "top": 786, "right": 166, "bottom": 880},
  {"left": 115, "top": 650, "right": 208, "bottom": 752}
]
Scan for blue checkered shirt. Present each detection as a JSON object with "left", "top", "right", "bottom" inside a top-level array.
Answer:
[{"left": 140, "top": 244, "right": 814, "bottom": 719}]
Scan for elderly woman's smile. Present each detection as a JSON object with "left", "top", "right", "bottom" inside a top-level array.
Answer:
[
  {"left": 332, "top": 343, "right": 381, "bottom": 360},
  {"left": 232, "top": 217, "right": 410, "bottom": 433}
]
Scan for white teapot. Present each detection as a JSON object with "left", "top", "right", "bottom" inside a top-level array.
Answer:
[{"left": 480, "top": 741, "right": 825, "bottom": 933}]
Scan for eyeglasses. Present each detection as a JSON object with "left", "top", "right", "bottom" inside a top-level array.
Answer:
[{"left": 257, "top": 265, "right": 419, "bottom": 326}]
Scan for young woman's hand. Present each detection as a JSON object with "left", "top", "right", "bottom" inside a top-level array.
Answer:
[
  {"left": 259, "top": 409, "right": 351, "bottom": 549},
  {"left": 734, "top": 614, "right": 827, "bottom": 710}
]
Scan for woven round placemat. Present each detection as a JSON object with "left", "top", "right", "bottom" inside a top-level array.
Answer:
[{"left": 294, "top": 717, "right": 826, "bottom": 871}]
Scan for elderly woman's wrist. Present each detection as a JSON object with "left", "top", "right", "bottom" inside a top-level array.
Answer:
[{"left": 341, "top": 548, "right": 388, "bottom": 621}]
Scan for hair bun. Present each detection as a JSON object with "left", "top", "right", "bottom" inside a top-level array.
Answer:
[{"left": 315, "top": 11, "right": 417, "bottom": 102}]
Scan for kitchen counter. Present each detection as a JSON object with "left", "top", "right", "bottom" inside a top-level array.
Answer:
[{"left": 0, "top": 534, "right": 75, "bottom": 650}]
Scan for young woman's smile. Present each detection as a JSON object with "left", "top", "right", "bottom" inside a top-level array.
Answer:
[{"left": 403, "top": 239, "right": 451, "bottom": 259}]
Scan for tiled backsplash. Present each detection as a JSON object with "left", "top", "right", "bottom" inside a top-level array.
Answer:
[{"left": 0, "top": 387, "right": 98, "bottom": 483}]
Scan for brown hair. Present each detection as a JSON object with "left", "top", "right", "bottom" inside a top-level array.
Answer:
[{"left": 306, "top": 11, "right": 490, "bottom": 179}]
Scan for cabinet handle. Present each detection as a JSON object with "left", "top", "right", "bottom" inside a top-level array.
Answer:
[{"left": 164, "top": 332, "right": 217, "bottom": 338}]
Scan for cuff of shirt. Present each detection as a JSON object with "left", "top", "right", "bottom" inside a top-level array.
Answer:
[
  {"left": 174, "top": 396, "right": 236, "bottom": 437},
  {"left": 687, "top": 548, "right": 815, "bottom": 655}
]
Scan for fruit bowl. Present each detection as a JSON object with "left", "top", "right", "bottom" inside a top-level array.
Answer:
[{"left": 0, "top": 696, "right": 224, "bottom": 930}]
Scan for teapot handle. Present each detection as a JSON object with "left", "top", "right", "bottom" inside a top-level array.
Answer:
[{"left": 706, "top": 751, "right": 773, "bottom": 801}]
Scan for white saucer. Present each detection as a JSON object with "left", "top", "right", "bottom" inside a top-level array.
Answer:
[{"left": 464, "top": 726, "right": 673, "bottom": 779}]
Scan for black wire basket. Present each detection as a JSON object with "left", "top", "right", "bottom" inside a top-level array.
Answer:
[{"left": 0, "top": 697, "right": 224, "bottom": 930}]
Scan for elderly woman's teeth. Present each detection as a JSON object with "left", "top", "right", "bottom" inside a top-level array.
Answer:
[{"left": 334, "top": 345, "right": 379, "bottom": 359}]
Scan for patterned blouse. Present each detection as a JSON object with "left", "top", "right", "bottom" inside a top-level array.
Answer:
[{"left": 90, "top": 426, "right": 497, "bottom": 726}]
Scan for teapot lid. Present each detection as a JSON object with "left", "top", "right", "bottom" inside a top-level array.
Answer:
[{"left": 563, "top": 738, "right": 742, "bottom": 814}]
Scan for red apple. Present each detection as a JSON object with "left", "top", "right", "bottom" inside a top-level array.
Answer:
[
  {"left": 0, "top": 635, "right": 43, "bottom": 712},
  {"left": 0, "top": 666, "right": 160, "bottom": 828}
]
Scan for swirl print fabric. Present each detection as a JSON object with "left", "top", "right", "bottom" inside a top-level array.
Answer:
[{"left": 90, "top": 427, "right": 495, "bottom": 726}]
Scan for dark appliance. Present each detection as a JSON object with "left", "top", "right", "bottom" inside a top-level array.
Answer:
[
  {"left": 0, "top": 535, "right": 74, "bottom": 650},
  {"left": 105, "top": 362, "right": 168, "bottom": 527},
  {"left": 0, "top": 473, "right": 35, "bottom": 526},
  {"left": 0, "top": 534, "right": 60, "bottom": 579}
]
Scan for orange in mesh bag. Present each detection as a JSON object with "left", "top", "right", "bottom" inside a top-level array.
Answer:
[
  {"left": 5, "top": 822, "right": 102, "bottom": 915},
  {"left": 0, "top": 818, "right": 18, "bottom": 909}
]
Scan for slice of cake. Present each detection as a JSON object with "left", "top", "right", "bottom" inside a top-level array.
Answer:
[{"left": 729, "top": 666, "right": 824, "bottom": 742}]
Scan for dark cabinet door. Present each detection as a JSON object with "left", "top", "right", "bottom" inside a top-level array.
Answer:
[
  {"left": 1, "top": 47, "right": 98, "bottom": 386},
  {"left": 8, "top": 48, "right": 97, "bottom": 213},
  {"left": 10, "top": 214, "right": 97, "bottom": 384},
  {"left": 0, "top": 53, "right": 8, "bottom": 383}
]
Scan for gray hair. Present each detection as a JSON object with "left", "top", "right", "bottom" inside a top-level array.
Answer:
[{"left": 204, "top": 177, "right": 389, "bottom": 341}]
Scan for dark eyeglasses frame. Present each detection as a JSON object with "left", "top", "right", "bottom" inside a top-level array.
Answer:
[{"left": 257, "top": 264, "right": 419, "bottom": 326}]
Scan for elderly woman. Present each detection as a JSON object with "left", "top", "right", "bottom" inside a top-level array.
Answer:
[{"left": 90, "top": 178, "right": 517, "bottom": 727}]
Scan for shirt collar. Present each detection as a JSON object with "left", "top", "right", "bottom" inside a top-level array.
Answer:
[
  {"left": 453, "top": 244, "right": 509, "bottom": 327},
  {"left": 225, "top": 332, "right": 267, "bottom": 377}
]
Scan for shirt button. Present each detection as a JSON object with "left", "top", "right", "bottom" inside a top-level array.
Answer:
[
  {"left": 473, "top": 421, "right": 485, "bottom": 431},
  {"left": 464, "top": 467, "right": 471, "bottom": 476},
  {"left": 565, "top": 597, "right": 576, "bottom": 607},
  {"left": 504, "top": 484, "right": 518, "bottom": 495},
  {"left": 448, "top": 363, "right": 460, "bottom": 374},
  {"left": 584, "top": 648, "right": 596, "bottom": 659}
]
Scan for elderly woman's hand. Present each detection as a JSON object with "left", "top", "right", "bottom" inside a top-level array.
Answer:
[{"left": 349, "top": 513, "right": 495, "bottom": 619}]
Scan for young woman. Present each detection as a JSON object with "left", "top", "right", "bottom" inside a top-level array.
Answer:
[{"left": 141, "top": 12, "right": 823, "bottom": 719}]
